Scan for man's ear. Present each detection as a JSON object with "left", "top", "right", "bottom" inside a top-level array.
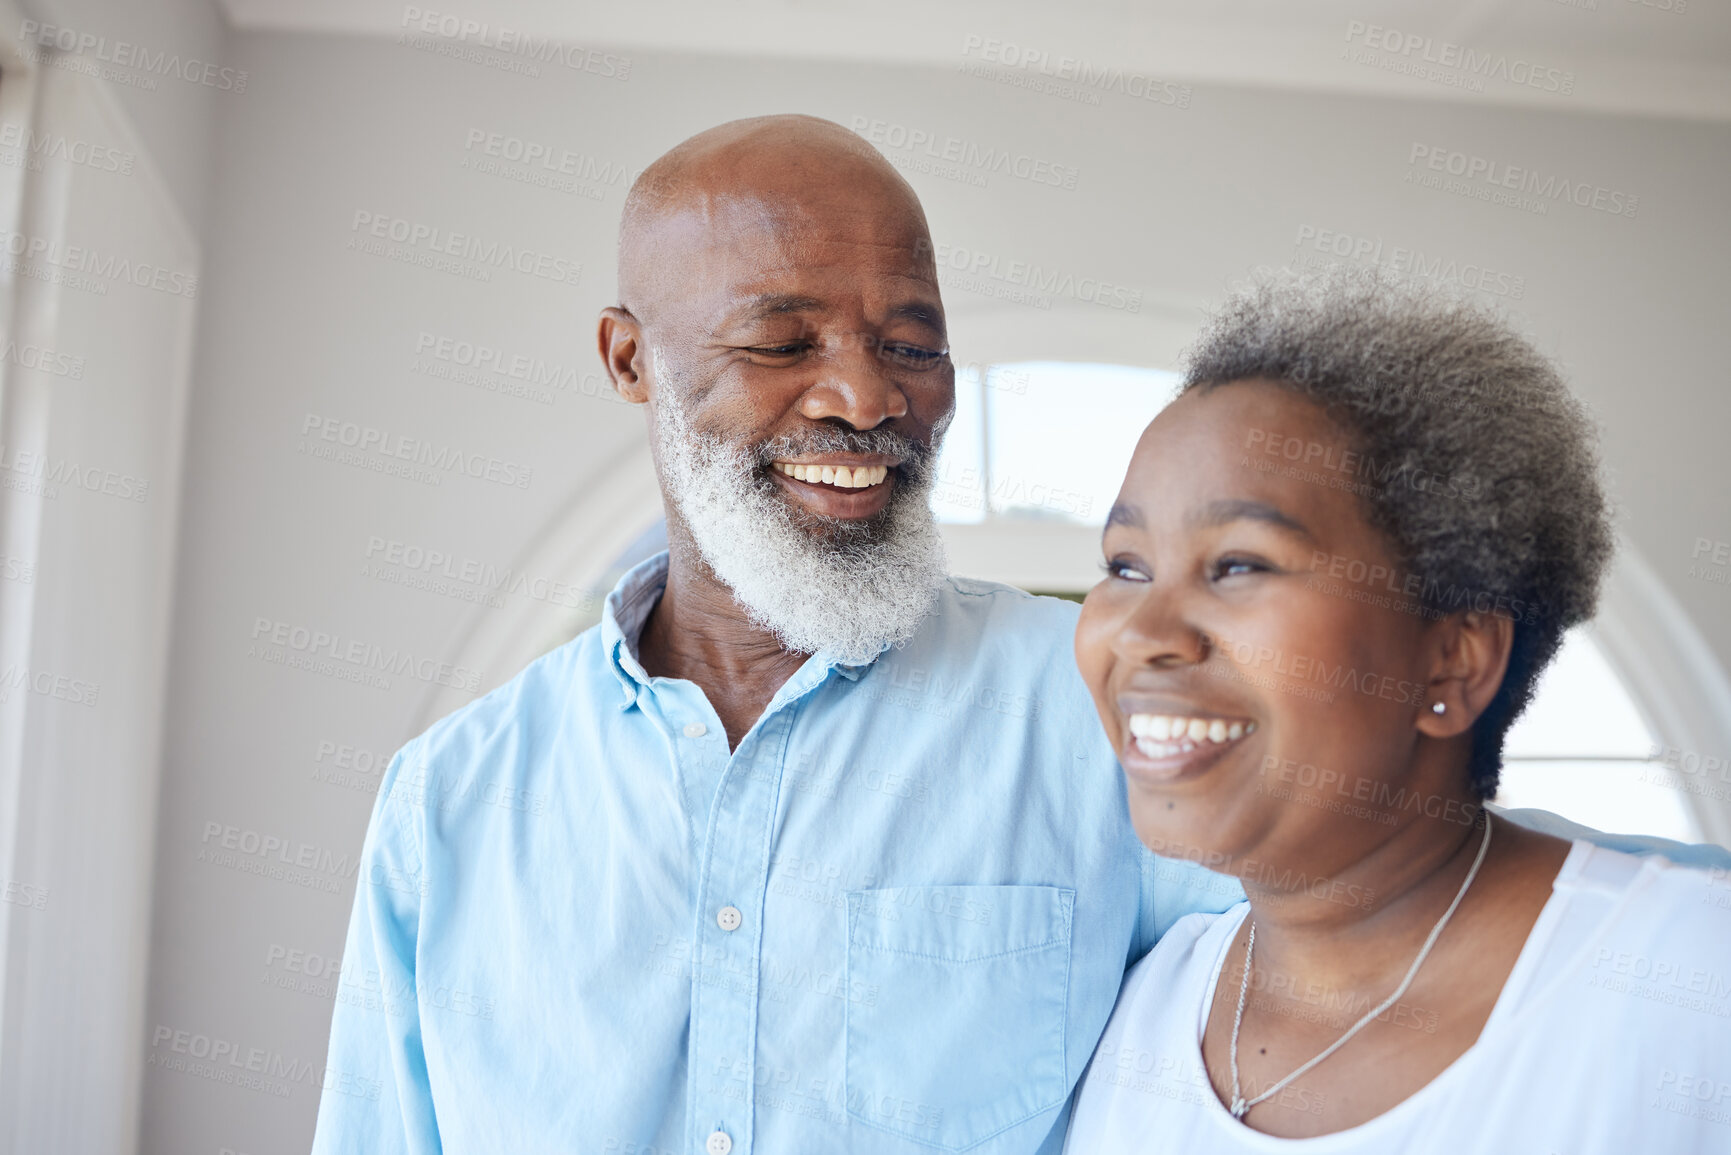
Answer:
[
  {"left": 597, "top": 307, "right": 649, "bottom": 404},
  {"left": 1417, "top": 609, "right": 1515, "bottom": 738}
]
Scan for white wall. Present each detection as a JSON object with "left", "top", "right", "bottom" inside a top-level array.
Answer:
[
  {"left": 135, "top": 25, "right": 1731, "bottom": 1155},
  {"left": 0, "top": 2, "right": 216, "bottom": 1153}
]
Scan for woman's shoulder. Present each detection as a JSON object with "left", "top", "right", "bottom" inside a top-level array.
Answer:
[
  {"left": 1544, "top": 841, "right": 1731, "bottom": 1028},
  {"left": 1123, "top": 902, "right": 1250, "bottom": 1007}
]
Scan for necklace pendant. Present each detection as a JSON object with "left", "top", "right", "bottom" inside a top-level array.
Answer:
[{"left": 1230, "top": 1097, "right": 1248, "bottom": 1120}]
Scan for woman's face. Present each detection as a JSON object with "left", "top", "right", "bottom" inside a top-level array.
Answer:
[{"left": 1075, "top": 379, "right": 1449, "bottom": 871}]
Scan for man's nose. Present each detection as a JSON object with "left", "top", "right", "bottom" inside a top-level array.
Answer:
[{"left": 796, "top": 336, "right": 912, "bottom": 430}]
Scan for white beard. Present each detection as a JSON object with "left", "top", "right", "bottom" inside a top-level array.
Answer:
[{"left": 650, "top": 349, "right": 948, "bottom": 664}]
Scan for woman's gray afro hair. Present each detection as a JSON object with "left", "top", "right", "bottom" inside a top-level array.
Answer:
[{"left": 1181, "top": 267, "right": 1614, "bottom": 798}]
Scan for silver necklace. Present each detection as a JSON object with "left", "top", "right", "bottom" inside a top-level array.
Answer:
[{"left": 1227, "top": 810, "right": 1493, "bottom": 1121}]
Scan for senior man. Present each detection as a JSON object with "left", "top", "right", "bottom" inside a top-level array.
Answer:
[{"left": 312, "top": 116, "right": 1725, "bottom": 1155}]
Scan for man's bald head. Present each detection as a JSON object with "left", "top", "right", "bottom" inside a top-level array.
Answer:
[{"left": 617, "top": 115, "right": 934, "bottom": 322}]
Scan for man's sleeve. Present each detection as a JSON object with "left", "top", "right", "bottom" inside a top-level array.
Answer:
[
  {"left": 311, "top": 745, "right": 442, "bottom": 1154},
  {"left": 1492, "top": 804, "right": 1731, "bottom": 869}
]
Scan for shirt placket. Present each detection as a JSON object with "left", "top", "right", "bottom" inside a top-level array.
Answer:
[{"left": 684, "top": 697, "right": 799, "bottom": 1155}]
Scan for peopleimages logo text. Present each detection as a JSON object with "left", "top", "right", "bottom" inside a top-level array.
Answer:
[
  {"left": 17, "top": 20, "right": 248, "bottom": 91},
  {"left": 958, "top": 35, "right": 1191, "bottom": 107},
  {"left": 0, "top": 122, "right": 134, "bottom": 174},
  {"left": 399, "top": 7, "right": 630, "bottom": 78},
  {"left": 0, "top": 230, "right": 198, "bottom": 296},
  {"left": 349, "top": 211, "right": 582, "bottom": 285},
  {"left": 914, "top": 239, "right": 1142, "bottom": 312},
  {"left": 250, "top": 617, "right": 484, "bottom": 693},
  {"left": 1344, "top": 21, "right": 1574, "bottom": 94},
  {"left": 849, "top": 116, "right": 1081, "bottom": 190},
  {"left": 1407, "top": 144, "right": 1638, "bottom": 218},
  {"left": 300, "top": 413, "right": 533, "bottom": 489}
]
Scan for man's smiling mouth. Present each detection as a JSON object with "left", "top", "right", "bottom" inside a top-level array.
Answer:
[{"left": 771, "top": 460, "right": 893, "bottom": 490}]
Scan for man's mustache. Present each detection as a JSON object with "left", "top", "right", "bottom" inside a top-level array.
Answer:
[{"left": 750, "top": 426, "right": 935, "bottom": 479}]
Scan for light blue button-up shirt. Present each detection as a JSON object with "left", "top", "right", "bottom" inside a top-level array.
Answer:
[
  {"left": 311, "top": 552, "right": 1730, "bottom": 1155},
  {"left": 310, "top": 552, "right": 1242, "bottom": 1155}
]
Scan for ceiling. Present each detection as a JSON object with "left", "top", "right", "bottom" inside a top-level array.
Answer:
[{"left": 219, "top": 0, "right": 1731, "bottom": 121}]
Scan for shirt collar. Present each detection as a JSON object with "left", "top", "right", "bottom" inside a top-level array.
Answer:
[
  {"left": 600, "top": 550, "right": 883, "bottom": 708},
  {"left": 602, "top": 551, "right": 671, "bottom": 708}
]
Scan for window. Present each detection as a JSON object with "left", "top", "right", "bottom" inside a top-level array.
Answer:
[
  {"left": 1497, "top": 629, "right": 1701, "bottom": 842},
  {"left": 933, "top": 361, "right": 1181, "bottom": 525}
]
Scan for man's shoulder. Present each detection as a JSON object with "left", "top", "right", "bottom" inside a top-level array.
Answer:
[
  {"left": 398, "top": 627, "right": 602, "bottom": 767},
  {"left": 943, "top": 574, "right": 1083, "bottom": 612},
  {"left": 858, "top": 577, "right": 1096, "bottom": 730},
  {"left": 898, "top": 577, "right": 1086, "bottom": 679},
  {"left": 930, "top": 575, "right": 1082, "bottom": 640}
]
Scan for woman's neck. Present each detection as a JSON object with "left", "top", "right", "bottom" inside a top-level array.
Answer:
[{"left": 1236, "top": 798, "right": 1490, "bottom": 993}]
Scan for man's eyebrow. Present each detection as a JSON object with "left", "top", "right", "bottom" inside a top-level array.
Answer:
[
  {"left": 887, "top": 300, "right": 946, "bottom": 334},
  {"left": 728, "top": 293, "right": 826, "bottom": 324},
  {"left": 1188, "top": 498, "right": 1316, "bottom": 540}
]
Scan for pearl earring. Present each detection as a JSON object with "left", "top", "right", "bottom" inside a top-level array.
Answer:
[{"left": 1431, "top": 701, "right": 1446, "bottom": 715}]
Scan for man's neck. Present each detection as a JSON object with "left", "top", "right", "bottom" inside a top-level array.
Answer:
[{"left": 635, "top": 536, "right": 811, "bottom": 750}]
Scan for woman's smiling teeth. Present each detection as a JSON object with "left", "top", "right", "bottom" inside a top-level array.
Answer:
[
  {"left": 1126, "top": 714, "right": 1255, "bottom": 758},
  {"left": 773, "top": 461, "right": 889, "bottom": 489}
]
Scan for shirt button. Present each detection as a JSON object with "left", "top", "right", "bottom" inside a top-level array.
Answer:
[
  {"left": 683, "top": 721, "right": 707, "bottom": 738},
  {"left": 706, "top": 1131, "right": 732, "bottom": 1155},
  {"left": 716, "top": 905, "right": 743, "bottom": 932}
]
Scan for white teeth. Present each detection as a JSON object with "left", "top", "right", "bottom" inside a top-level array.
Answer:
[
  {"left": 772, "top": 463, "right": 890, "bottom": 489},
  {"left": 1125, "top": 714, "right": 1255, "bottom": 754},
  {"left": 1135, "top": 737, "right": 1193, "bottom": 759}
]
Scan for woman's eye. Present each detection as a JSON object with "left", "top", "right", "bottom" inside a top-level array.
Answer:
[
  {"left": 1102, "top": 558, "right": 1151, "bottom": 583},
  {"left": 1214, "top": 555, "right": 1267, "bottom": 579}
]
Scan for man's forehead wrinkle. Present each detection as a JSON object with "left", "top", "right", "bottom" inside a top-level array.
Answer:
[
  {"left": 709, "top": 293, "right": 826, "bottom": 334},
  {"left": 678, "top": 227, "right": 944, "bottom": 336}
]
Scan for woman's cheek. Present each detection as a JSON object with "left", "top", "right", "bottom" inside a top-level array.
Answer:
[{"left": 1072, "top": 598, "right": 1117, "bottom": 690}]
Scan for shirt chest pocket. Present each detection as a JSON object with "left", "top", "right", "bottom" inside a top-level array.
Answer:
[{"left": 844, "top": 885, "right": 1075, "bottom": 1151}]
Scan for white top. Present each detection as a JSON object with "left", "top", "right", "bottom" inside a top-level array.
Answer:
[{"left": 1066, "top": 841, "right": 1731, "bottom": 1154}]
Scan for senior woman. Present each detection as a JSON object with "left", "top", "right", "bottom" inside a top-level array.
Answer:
[{"left": 1065, "top": 271, "right": 1731, "bottom": 1152}]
